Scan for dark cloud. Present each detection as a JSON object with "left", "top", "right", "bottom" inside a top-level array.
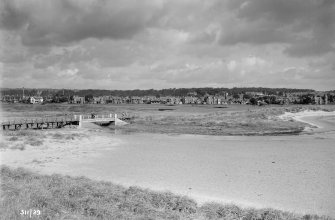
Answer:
[
  {"left": 219, "top": 24, "right": 290, "bottom": 45},
  {"left": 235, "top": 0, "right": 314, "bottom": 23},
  {"left": 0, "top": 0, "right": 162, "bottom": 46},
  {"left": 220, "top": 0, "right": 335, "bottom": 57},
  {"left": 284, "top": 39, "right": 334, "bottom": 57},
  {"left": 0, "top": 0, "right": 29, "bottom": 30},
  {"left": 0, "top": 53, "right": 25, "bottom": 63}
]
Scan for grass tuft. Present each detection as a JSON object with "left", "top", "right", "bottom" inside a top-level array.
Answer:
[
  {"left": 52, "top": 132, "right": 84, "bottom": 141},
  {"left": 24, "top": 138, "right": 44, "bottom": 146},
  {"left": 8, "top": 136, "right": 19, "bottom": 141},
  {"left": 10, "top": 144, "right": 26, "bottom": 151}
]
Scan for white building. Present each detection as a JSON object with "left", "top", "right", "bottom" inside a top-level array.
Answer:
[{"left": 29, "top": 96, "right": 44, "bottom": 104}]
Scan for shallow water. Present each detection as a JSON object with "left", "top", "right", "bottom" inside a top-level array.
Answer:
[{"left": 2, "top": 114, "right": 335, "bottom": 217}]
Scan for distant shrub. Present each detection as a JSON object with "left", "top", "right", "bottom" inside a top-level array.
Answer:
[
  {"left": 200, "top": 203, "right": 242, "bottom": 219},
  {"left": 16, "top": 130, "right": 37, "bottom": 136},
  {"left": 24, "top": 138, "right": 43, "bottom": 146},
  {"left": 52, "top": 133, "right": 63, "bottom": 139},
  {"left": 10, "top": 144, "right": 25, "bottom": 151},
  {"left": 52, "top": 132, "right": 83, "bottom": 141},
  {"left": 8, "top": 136, "right": 19, "bottom": 141},
  {"left": 4, "top": 130, "right": 45, "bottom": 138},
  {"left": 0, "top": 142, "right": 9, "bottom": 149}
]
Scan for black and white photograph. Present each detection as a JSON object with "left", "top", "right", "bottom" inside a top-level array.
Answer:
[{"left": 1, "top": 0, "right": 335, "bottom": 219}]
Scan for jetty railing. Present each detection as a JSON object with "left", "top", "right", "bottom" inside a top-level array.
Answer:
[
  {"left": 81, "top": 114, "right": 116, "bottom": 120},
  {"left": 1, "top": 112, "right": 131, "bottom": 130}
]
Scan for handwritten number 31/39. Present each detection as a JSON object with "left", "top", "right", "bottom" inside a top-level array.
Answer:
[{"left": 20, "top": 209, "right": 41, "bottom": 217}]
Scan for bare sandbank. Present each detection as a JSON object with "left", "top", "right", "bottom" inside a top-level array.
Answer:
[{"left": 278, "top": 110, "right": 335, "bottom": 133}]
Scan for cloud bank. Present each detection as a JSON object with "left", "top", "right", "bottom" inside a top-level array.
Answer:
[{"left": 1, "top": 0, "right": 334, "bottom": 90}]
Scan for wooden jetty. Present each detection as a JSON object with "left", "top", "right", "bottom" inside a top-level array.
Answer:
[{"left": 1, "top": 113, "right": 130, "bottom": 130}]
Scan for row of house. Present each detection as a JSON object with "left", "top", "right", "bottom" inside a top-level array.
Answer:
[
  {"left": 2, "top": 92, "right": 334, "bottom": 105},
  {"left": 69, "top": 92, "right": 334, "bottom": 105},
  {"left": 68, "top": 94, "right": 275, "bottom": 105},
  {"left": 315, "top": 94, "right": 328, "bottom": 105},
  {"left": 1, "top": 95, "right": 43, "bottom": 104}
]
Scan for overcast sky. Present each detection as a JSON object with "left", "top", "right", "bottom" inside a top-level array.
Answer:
[{"left": 1, "top": 0, "right": 334, "bottom": 90}]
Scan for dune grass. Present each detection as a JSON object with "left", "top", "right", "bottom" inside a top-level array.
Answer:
[
  {"left": 125, "top": 108, "right": 308, "bottom": 136},
  {"left": 1, "top": 130, "right": 86, "bottom": 151},
  {"left": 126, "top": 105, "right": 335, "bottom": 135},
  {"left": 51, "top": 132, "right": 85, "bottom": 141},
  {"left": 1, "top": 166, "right": 333, "bottom": 220},
  {"left": 1, "top": 130, "right": 46, "bottom": 149}
]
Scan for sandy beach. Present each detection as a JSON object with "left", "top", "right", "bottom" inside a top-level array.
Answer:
[
  {"left": 1, "top": 110, "right": 335, "bottom": 217},
  {"left": 278, "top": 110, "right": 335, "bottom": 133}
]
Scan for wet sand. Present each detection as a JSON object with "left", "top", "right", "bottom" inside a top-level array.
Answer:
[{"left": 1, "top": 111, "right": 335, "bottom": 217}]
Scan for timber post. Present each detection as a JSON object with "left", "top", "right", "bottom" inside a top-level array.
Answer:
[
  {"left": 114, "top": 113, "right": 117, "bottom": 126},
  {"left": 78, "top": 115, "right": 82, "bottom": 128}
]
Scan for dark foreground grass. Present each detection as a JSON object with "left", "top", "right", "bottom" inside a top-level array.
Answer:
[{"left": 1, "top": 166, "right": 333, "bottom": 220}]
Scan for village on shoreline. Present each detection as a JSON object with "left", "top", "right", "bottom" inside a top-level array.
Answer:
[{"left": 1, "top": 87, "right": 335, "bottom": 106}]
